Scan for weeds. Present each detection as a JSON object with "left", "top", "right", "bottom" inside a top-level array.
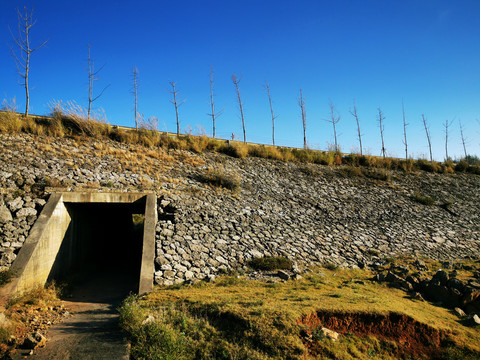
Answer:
[
  {"left": 412, "top": 192, "right": 435, "bottom": 206},
  {"left": 0, "top": 269, "right": 14, "bottom": 286},
  {"left": 248, "top": 256, "right": 293, "bottom": 271},
  {"left": 1, "top": 106, "right": 479, "bottom": 176},
  {"left": 200, "top": 166, "right": 241, "bottom": 192}
]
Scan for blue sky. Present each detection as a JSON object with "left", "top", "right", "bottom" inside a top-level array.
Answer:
[{"left": 1, "top": 0, "right": 479, "bottom": 160}]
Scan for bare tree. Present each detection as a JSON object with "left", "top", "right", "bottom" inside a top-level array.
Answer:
[
  {"left": 298, "top": 89, "right": 307, "bottom": 149},
  {"left": 9, "top": 6, "right": 48, "bottom": 117},
  {"left": 443, "top": 118, "right": 454, "bottom": 161},
  {"left": 421, "top": 114, "right": 433, "bottom": 162},
  {"left": 401, "top": 100, "right": 408, "bottom": 160},
  {"left": 377, "top": 108, "right": 386, "bottom": 158},
  {"left": 459, "top": 120, "right": 468, "bottom": 158},
  {"left": 169, "top": 80, "right": 185, "bottom": 136},
  {"left": 349, "top": 101, "right": 362, "bottom": 156},
  {"left": 131, "top": 67, "right": 139, "bottom": 130},
  {"left": 86, "top": 43, "right": 109, "bottom": 120},
  {"left": 264, "top": 81, "right": 278, "bottom": 146},
  {"left": 232, "top": 74, "right": 246, "bottom": 143},
  {"left": 208, "top": 67, "right": 222, "bottom": 138},
  {"left": 327, "top": 101, "right": 341, "bottom": 152}
]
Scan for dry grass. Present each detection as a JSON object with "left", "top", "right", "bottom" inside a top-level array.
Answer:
[
  {"left": 200, "top": 166, "right": 241, "bottom": 192},
  {"left": 1, "top": 104, "right": 479, "bottom": 176}
]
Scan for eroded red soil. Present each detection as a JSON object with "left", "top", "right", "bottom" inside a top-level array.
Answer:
[{"left": 297, "top": 310, "right": 449, "bottom": 359}]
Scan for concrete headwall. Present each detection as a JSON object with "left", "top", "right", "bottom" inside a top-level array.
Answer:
[{"left": 1, "top": 192, "right": 156, "bottom": 297}]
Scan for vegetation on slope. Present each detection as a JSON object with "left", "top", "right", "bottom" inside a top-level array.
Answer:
[
  {"left": 1, "top": 106, "right": 479, "bottom": 176},
  {"left": 119, "top": 266, "right": 480, "bottom": 360}
]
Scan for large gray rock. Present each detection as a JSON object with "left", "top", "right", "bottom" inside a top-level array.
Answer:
[
  {"left": 16, "top": 207, "right": 37, "bottom": 218},
  {"left": 0, "top": 205, "right": 12, "bottom": 223},
  {"left": 7, "top": 197, "right": 24, "bottom": 213}
]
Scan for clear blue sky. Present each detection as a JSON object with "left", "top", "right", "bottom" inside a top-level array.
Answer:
[{"left": 1, "top": 0, "right": 479, "bottom": 160}]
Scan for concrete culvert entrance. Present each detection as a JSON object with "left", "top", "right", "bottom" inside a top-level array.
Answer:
[
  {"left": 48, "top": 202, "right": 145, "bottom": 300},
  {"left": 3, "top": 192, "right": 156, "bottom": 298},
  {"left": 5, "top": 192, "right": 156, "bottom": 359}
]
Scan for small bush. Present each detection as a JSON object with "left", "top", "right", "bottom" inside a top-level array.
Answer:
[
  {"left": 337, "top": 166, "right": 363, "bottom": 178},
  {"left": 363, "top": 168, "right": 391, "bottom": 182},
  {"left": 412, "top": 192, "right": 435, "bottom": 206},
  {"left": 0, "top": 269, "right": 14, "bottom": 286},
  {"left": 323, "top": 262, "right": 339, "bottom": 271},
  {"left": 416, "top": 159, "right": 442, "bottom": 173},
  {"left": 218, "top": 141, "right": 249, "bottom": 158},
  {"left": 200, "top": 166, "right": 240, "bottom": 192},
  {"left": 248, "top": 256, "right": 293, "bottom": 271}
]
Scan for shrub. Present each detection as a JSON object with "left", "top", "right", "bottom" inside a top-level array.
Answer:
[
  {"left": 248, "top": 145, "right": 284, "bottom": 161},
  {"left": 455, "top": 160, "right": 469, "bottom": 172},
  {"left": 412, "top": 192, "right": 435, "bottom": 206},
  {"left": 416, "top": 159, "right": 442, "bottom": 173},
  {"left": 337, "top": 166, "right": 363, "bottom": 178},
  {"left": 0, "top": 269, "right": 14, "bottom": 286},
  {"left": 200, "top": 166, "right": 240, "bottom": 192},
  {"left": 218, "top": 141, "right": 249, "bottom": 159},
  {"left": 362, "top": 168, "right": 391, "bottom": 182},
  {"left": 248, "top": 256, "right": 293, "bottom": 271}
]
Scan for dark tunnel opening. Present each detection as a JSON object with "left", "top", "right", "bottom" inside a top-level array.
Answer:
[{"left": 48, "top": 201, "right": 145, "bottom": 301}]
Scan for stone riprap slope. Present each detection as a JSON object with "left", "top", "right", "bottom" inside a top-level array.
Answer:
[{"left": 0, "top": 133, "right": 479, "bottom": 285}]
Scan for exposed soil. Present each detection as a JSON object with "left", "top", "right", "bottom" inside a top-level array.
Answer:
[{"left": 298, "top": 310, "right": 450, "bottom": 359}]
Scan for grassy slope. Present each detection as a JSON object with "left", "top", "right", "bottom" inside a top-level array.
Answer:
[{"left": 119, "top": 267, "right": 480, "bottom": 360}]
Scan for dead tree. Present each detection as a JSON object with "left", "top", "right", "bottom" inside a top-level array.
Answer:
[
  {"left": 349, "top": 101, "right": 362, "bottom": 155},
  {"left": 208, "top": 67, "right": 222, "bottom": 138},
  {"left": 132, "top": 67, "right": 139, "bottom": 130},
  {"left": 298, "top": 89, "right": 307, "bottom": 149},
  {"left": 443, "top": 118, "right": 454, "bottom": 161},
  {"left": 327, "top": 102, "right": 341, "bottom": 153},
  {"left": 169, "top": 80, "right": 185, "bottom": 136},
  {"left": 402, "top": 100, "right": 408, "bottom": 160},
  {"left": 264, "top": 81, "right": 278, "bottom": 146},
  {"left": 377, "top": 108, "right": 386, "bottom": 158},
  {"left": 459, "top": 120, "right": 468, "bottom": 158},
  {"left": 86, "top": 43, "right": 109, "bottom": 120},
  {"left": 232, "top": 74, "right": 246, "bottom": 143},
  {"left": 9, "top": 6, "right": 48, "bottom": 117},
  {"left": 421, "top": 114, "right": 433, "bottom": 162}
]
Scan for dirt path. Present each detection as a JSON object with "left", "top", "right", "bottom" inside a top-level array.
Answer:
[{"left": 13, "top": 272, "right": 133, "bottom": 360}]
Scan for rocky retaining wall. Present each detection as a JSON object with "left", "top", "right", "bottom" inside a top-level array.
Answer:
[{"left": 0, "top": 134, "right": 479, "bottom": 286}]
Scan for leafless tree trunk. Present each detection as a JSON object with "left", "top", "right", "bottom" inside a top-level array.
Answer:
[
  {"left": 232, "top": 74, "right": 246, "bottom": 143},
  {"left": 327, "top": 102, "right": 341, "bottom": 152},
  {"left": 377, "top": 108, "right": 386, "bottom": 158},
  {"left": 422, "top": 114, "right": 433, "bottom": 162},
  {"left": 401, "top": 100, "right": 409, "bottom": 160},
  {"left": 208, "top": 67, "right": 222, "bottom": 138},
  {"left": 443, "top": 118, "right": 454, "bottom": 161},
  {"left": 86, "top": 43, "right": 109, "bottom": 121},
  {"left": 9, "top": 6, "right": 48, "bottom": 117},
  {"left": 349, "top": 101, "right": 362, "bottom": 156},
  {"left": 132, "top": 67, "right": 139, "bottom": 130},
  {"left": 264, "top": 81, "right": 278, "bottom": 146},
  {"left": 169, "top": 80, "right": 185, "bottom": 136},
  {"left": 298, "top": 89, "right": 307, "bottom": 149},
  {"left": 459, "top": 120, "right": 468, "bottom": 158}
]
